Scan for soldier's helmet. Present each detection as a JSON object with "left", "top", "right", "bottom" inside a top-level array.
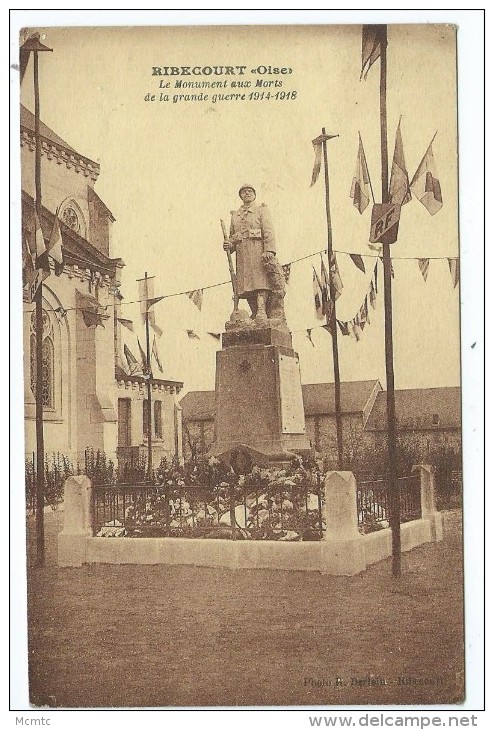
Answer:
[{"left": 239, "top": 184, "right": 256, "bottom": 197}]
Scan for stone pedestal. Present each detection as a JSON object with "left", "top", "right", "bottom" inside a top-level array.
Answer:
[
  {"left": 321, "top": 471, "right": 366, "bottom": 575},
  {"left": 413, "top": 463, "right": 444, "bottom": 542},
  {"left": 209, "top": 325, "right": 311, "bottom": 467},
  {"left": 58, "top": 475, "right": 93, "bottom": 567}
]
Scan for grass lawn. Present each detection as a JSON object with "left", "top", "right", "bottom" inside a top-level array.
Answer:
[{"left": 26, "top": 509, "right": 464, "bottom": 708}]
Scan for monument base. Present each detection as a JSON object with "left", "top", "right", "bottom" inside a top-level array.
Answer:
[{"left": 209, "top": 326, "right": 311, "bottom": 469}]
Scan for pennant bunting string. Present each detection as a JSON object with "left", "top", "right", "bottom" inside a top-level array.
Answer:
[
  {"left": 349, "top": 253, "right": 366, "bottom": 273},
  {"left": 418, "top": 258, "right": 430, "bottom": 281},
  {"left": 187, "top": 289, "right": 203, "bottom": 310},
  {"left": 448, "top": 258, "right": 459, "bottom": 288}
]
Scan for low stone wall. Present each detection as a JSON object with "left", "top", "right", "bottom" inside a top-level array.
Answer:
[{"left": 58, "top": 468, "right": 444, "bottom": 576}]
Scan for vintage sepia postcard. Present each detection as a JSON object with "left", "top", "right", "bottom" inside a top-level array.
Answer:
[{"left": 12, "top": 15, "right": 482, "bottom": 713}]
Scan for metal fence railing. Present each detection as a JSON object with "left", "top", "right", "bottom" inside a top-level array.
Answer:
[
  {"left": 93, "top": 471, "right": 423, "bottom": 538},
  {"left": 92, "top": 479, "right": 326, "bottom": 541},
  {"left": 357, "top": 473, "right": 421, "bottom": 528}
]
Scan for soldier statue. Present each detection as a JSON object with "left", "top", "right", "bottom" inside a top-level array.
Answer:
[{"left": 223, "top": 184, "right": 286, "bottom": 326}]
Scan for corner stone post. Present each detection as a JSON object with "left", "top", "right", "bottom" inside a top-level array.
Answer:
[
  {"left": 57, "top": 475, "right": 93, "bottom": 566},
  {"left": 413, "top": 464, "right": 444, "bottom": 542},
  {"left": 321, "top": 471, "right": 366, "bottom": 575}
]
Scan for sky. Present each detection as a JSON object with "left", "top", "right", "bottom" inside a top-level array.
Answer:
[{"left": 18, "top": 23, "right": 462, "bottom": 393}]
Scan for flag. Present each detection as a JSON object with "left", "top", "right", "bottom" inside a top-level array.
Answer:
[
  {"left": 118, "top": 317, "right": 134, "bottom": 332},
  {"left": 34, "top": 211, "right": 50, "bottom": 280},
  {"left": 350, "top": 253, "right": 366, "bottom": 273},
  {"left": 306, "top": 328, "right": 315, "bottom": 347},
  {"left": 123, "top": 344, "right": 141, "bottom": 375},
  {"left": 152, "top": 336, "right": 163, "bottom": 373},
  {"left": 337, "top": 320, "right": 350, "bottom": 336},
  {"left": 320, "top": 256, "right": 331, "bottom": 318},
  {"left": 282, "top": 263, "right": 291, "bottom": 284},
  {"left": 410, "top": 137, "right": 443, "bottom": 215},
  {"left": 81, "top": 309, "right": 109, "bottom": 328},
  {"left": 147, "top": 296, "right": 165, "bottom": 308},
  {"left": 360, "top": 297, "right": 370, "bottom": 325},
  {"left": 22, "top": 237, "right": 35, "bottom": 287},
  {"left": 374, "top": 262, "right": 379, "bottom": 293},
  {"left": 356, "top": 301, "right": 367, "bottom": 331},
  {"left": 137, "top": 338, "right": 148, "bottom": 372},
  {"left": 310, "top": 132, "right": 338, "bottom": 187},
  {"left": 187, "top": 329, "right": 200, "bottom": 340},
  {"left": 47, "top": 214, "right": 64, "bottom": 275},
  {"left": 330, "top": 254, "right": 343, "bottom": 299},
  {"left": 361, "top": 25, "right": 384, "bottom": 80},
  {"left": 350, "top": 320, "right": 362, "bottom": 342},
  {"left": 448, "top": 258, "right": 459, "bottom": 288},
  {"left": 148, "top": 315, "right": 163, "bottom": 338},
  {"left": 418, "top": 258, "right": 430, "bottom": 281},
  {"left": 137, "top": 276, "right": 164, "bottom": 337},
  {"left": 187, "top": 289, "right": 203, "bottom": 310},
  {"left": 350, "top": 134, "right": 371, "bottom": 214},
  {"left": 78, "top": 290, "right": 108, "bottom": 328},
  {"left": 380, "top": 256, "right": 394, "bottom": 279},
  {"left": 312, "top": 267, "right": 324, "bottom": 320},
  {"left": 369, "top": 280, "right": 377, "bottom": 309},
  {"left": 389, "top": 119, "right": 412, "bottom": 207}
]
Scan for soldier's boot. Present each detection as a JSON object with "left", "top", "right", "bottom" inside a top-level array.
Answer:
[
  {"left": 266, "top": 291, "right": 286, "bottom": 324},
  {"left": 255, "top": 291, "right": 269, "bottom": 324},
  {"left": 246, "top": 293, "right": 258, "bottom": 319}
]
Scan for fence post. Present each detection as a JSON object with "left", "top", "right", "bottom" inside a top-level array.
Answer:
[
  {"left": 323, "top": 471, "right": 360, "bottom": 541},
  {"left": 57, "top": 475, "right": 93, "bottom": 566},
  {"left": 412, "top": 464, "right": 444, "bottom": 542},
  {"left": 321, "top": 471, "right": 366, "bottom": 575}
]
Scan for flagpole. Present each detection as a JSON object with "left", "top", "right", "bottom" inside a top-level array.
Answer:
[
  {"left": 321, "top": 127, "right": 344, "bottom": 470},
  {"left": 144, "top": 272, "right": 153, "bottom": 482},
  {"left": 33, "top": 47, "right": 45, "bottom": 567},
  {"left": 379, "top": 25, "right": 402, "bottom": 578}
]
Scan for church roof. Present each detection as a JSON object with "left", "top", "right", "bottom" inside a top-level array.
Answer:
[
  {"left": 20, "top": 104, "right": 101, "bottom": 169},
  {"left": 20, "top": 104, "right": 77, "bottom": 153},
  {"left": 364, "top": 387, "right": 461, "bottom": 431}
]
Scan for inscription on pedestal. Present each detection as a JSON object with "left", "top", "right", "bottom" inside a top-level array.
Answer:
[{"left": 279, "top": 354, "right": 306, "bottom": 434}]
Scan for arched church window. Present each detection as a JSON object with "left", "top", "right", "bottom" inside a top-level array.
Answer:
[
  {"left": 29, "top": 310, "right": 55, "bottom": 409},
  {"left": 61, "top": 206, "right": 80, "bottom": 233},
  {"left": 41, "top": 337, "right": 54, "bottom": 408},
  {"left": 59, "top": 199, "right": 87, "bottom": 238},
  {"left": 29, "top": 333, "right": 36, "bottom": 397}
]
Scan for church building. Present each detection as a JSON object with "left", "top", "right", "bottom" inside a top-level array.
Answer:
[{"left": 21, "top": 105, "right": 183, "bottom": 469}]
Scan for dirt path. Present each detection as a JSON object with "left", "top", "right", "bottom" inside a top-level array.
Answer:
[{"left": 26, "top": 510, "right": 464, "bottom": 708}]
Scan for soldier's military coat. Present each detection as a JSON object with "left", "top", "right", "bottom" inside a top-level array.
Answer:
[{"left": 229, "top": 202, "right": 276, "bottom": 296}]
